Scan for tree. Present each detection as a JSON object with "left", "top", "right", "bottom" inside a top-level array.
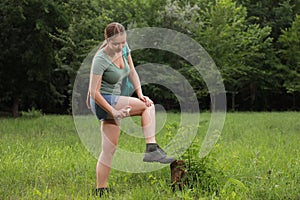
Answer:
[
  {"left": 236, "top": 0, "right": 300, "bottom": 109},
  {"left": 0, "top": 0, "right": 68, "bottom": 117},
  {"left": 158, "top": 0, "right": 272, "bottom": 110},
  {"left": 236, "top": 0, "right": 300, "bottom": 41},
  {"left": 50, "top": 0, "right": 110, "bottom": 114},
  {"left": 278, "top": 14, "right": 300, "bottom": 108}
]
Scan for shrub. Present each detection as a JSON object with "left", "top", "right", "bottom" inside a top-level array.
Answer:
[{"left": 20, "top": 108, "right": 43, "bottom": 118}]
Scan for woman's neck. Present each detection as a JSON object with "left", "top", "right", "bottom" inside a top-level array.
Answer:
[{"left": 104, "top": 46, "right": 117, "bottom": 58}]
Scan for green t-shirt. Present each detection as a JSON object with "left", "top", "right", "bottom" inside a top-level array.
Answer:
[{"left": 92, "top": 45, "right": 130, "bottom": 95}]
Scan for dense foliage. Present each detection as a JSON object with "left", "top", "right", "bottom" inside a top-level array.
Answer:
[{"left": 1, "top": 0, "right": 299, "bottom": 116}]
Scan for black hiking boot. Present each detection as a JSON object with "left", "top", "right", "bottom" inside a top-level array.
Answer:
[
  {"left": 143, "top": 143, "right": 176, "bottom": 164},
  {"left": 94, "top": 188, "right": 110, "bottom": 197}
]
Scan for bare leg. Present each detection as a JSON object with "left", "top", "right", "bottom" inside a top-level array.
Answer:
[
  {"left": 141, "top": 104, "right": 156, "bottom": 143},
  {"left": 115, "top": 96, "right": 175, "bottom": 163},
  {"left": 96, "top": 97, "right": 154, "bottom": 189},
  {"left": 115, "top": 96, "right": 156, "bottom": 143},
  {"left": 96, "top": 120, "right": 120, "bottom": 188}
]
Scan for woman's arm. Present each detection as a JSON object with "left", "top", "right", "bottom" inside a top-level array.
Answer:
[
  {"left": 89, "top": 74, "right": 129, "bottom": 119},
  {"left": 89, "top": 74, "right": 115, "bottom": 115},
  {"left": 127, "top": 54, "right": 153, "bottom": 107},
  {"left": 127, "top": 54, "right": 143, "bottom": 98},
  {"left": 88, "top": 61, "right": 130, "bottom": 119}
]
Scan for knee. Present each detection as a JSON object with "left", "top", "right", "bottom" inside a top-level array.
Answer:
[
  {"left": 145, "top": 104, "right": 155, "bottom": 114},
  {"left": 102, "top": 141, "right": 118, "bottom": 155},
  {"left": 99, "top": 143, "right": 117, "bottom": 166},
  {"left": 142, "top": 103, "right": 155, "bottom": 112}
]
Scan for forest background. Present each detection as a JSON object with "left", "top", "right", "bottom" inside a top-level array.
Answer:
[{"left": 1, "top": 0, "right": 300, "bottom": 117}]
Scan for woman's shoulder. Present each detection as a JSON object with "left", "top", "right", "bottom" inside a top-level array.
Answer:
[
  {"left": 93, "top": 49, "right": 108, "bottom": 63},
  {"left": 94, "top": 48, "right": 106, "bottom": 58}
]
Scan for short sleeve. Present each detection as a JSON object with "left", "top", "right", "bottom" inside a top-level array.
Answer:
[{"left": 92, "top": 50, "right": 108, "bottom": 75}]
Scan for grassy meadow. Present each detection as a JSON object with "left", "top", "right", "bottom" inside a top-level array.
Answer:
[{"left": 0, "top": 112, "right": 299, "bottom": 199}]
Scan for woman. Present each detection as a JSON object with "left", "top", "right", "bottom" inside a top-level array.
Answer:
[{"left": 86, "top": 22, "right": 175, "bottom": 196}]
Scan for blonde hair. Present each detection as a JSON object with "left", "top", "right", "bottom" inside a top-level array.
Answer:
[{"left": 99, "top": 22, "right": 125, "bottom": 49}]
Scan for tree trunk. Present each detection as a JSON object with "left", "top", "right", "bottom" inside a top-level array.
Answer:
[
  {"left": 250, "top": 82, "right": 256, "bottom": 105},
  {"left": 292, "top": 93, "right": 296, "bottom": 109},
  {"left": 231, "top": 92, "right": 236, "bottom": 111},
  {"left": 12, "top": 96, "right": 20, "bottom": 118}
]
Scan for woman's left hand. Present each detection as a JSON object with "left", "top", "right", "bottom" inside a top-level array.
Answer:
[{"left": 139, "top": 95, "right": 154, "bottom": 107}]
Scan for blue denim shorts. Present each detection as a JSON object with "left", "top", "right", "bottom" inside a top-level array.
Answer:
[{"left": 90, "top": 94, "right": 119, "bottom": 121}]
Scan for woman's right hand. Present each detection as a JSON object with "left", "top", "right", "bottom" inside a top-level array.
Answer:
[{"left": 112, "top": 106, "right": 131, "bottom": 120}]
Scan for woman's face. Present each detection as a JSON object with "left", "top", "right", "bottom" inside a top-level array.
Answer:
[{"left": 107, "top": 33, "right": 126, "bottom": 53}]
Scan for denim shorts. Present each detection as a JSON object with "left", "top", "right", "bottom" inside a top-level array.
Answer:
[{"left": 90, "top": 94, "right": 119, "bottom": 121}]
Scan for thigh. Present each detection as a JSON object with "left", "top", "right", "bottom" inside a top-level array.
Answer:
[{"left": 114, "top": 96, "right": 147, "bottom": 116}]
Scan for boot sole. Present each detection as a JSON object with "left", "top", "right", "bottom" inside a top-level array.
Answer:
[{"left": 143, "top": 158, "right": 176, "bottom": 164}]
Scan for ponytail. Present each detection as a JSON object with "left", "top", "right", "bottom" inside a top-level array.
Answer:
[{"left": 99, "top": 40, "right": 107, "bottom": 50}]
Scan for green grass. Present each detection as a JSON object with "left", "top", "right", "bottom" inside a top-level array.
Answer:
[{"left": 0, "top": 112, "right": 299, "bottom": 199}]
